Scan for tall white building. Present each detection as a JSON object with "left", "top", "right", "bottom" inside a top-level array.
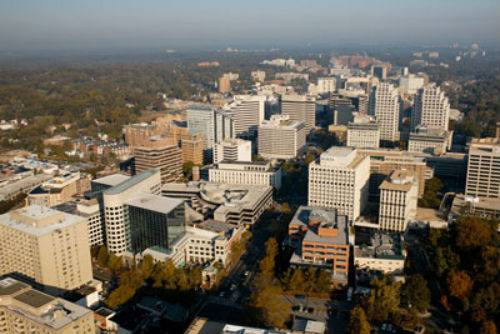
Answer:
[
  {"left": 369, "top": 82, "right": 400, "bottom": 142},
  {"left": 308, "top": 147, "right": 370, "bottom": 222},
  {"left": 225, "top": 95, "right": 265, "bottom": 138},
  {"left": 465, "top": 137, "right": 500, "bottom": 199},
  {"left": 187, "top": 104, "right": 235, "bottom": 150},
  {"left": 258, "top": 115, "right": 306, "bottom": 160},
  {"left": 213, "top": 138, "right": 252, "bottom": 163},
  {"left": 281, "top": 94, "right": 316, "bottom": 132},
  {"left": 347, "top": 113, "right": 380, "bottom": 148},
  {"left": 399, "top": 73, "right": 425, "bottom": 96},
  {"left": 378, "top": 169, "right": 418, "bottom": 231},
  {"left": 412, "top": 83, "right": 450, "bottom": 131}
]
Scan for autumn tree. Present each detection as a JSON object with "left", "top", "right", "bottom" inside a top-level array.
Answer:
[
  {"left": 365, "top": 277, "right": 401, "bottom": 323},
  {"left": 447, "top": 271, "right": 473, "bottom": 302},
  {"left": 349, "top": 306, "right": 371, "bottom": 334},
  {"left": 401, "top": 274, "right": 431, "bottom": 312}
]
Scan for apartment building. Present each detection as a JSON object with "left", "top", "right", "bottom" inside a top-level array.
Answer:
[
  {"left": 281, "top": 94, "right": 316, "bottom": 132},
  {"left": 133, "top": 140, "right": 183, "bottom": 184},
  {"left": 258, "top": 115, "right": 306, "bottom": 160},
  {"left": 0, "top": 205, "right": 93, "bottom": 292},
  {"left": 0, "top": 277, "right": 95, "bottom": 334},
  {"left": 378, "top": 170, "right": 418, "bottom": 231},
  {"left": 213, "top": 138, "right": 252, "bottom": 164},
  {"left": 308, "top": 147, "right": 370, "bottom": 222},
  {"left": 369, "top": 82, "right": 400, "bottom": 142},
  {"left": 346, "top": 114, "right": 380, "bottom": 148},
  {"left": 225, "top": 95, "right": 265, "bottom": 138},
  {"left": 209, "top": 161, "right": 282, "bottom": 189},
  {"left": 288, "top": 206, "right": 349, "bottom": 284},
  {"left": 27, "top": 172, "right": 91, "bottom": 207},
  {"left": 465, "top": 136, "right": 500, "bottom": 199},
  {"left": 412, "top": 83, "right": 450, "bottom": 131}
]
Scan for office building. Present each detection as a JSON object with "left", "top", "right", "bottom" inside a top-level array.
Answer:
[
  {"left": 369, "top": 82, "right": 400, "bottom": 142},
  {"left": 98, "top": 170, "right": 162, "bottom": 255},
  {"left": 0, "top": 277, "right": 95, "bottom": 333},
  {"left": 187, "top": 104, "right": 235, "bottom": 153},
  {"left": 288, "top": 206, "right": 349, "bottom": 285},
  {"left": 399, "top": 73, "right": 425, "bottom": 96},
  {"left": 281, "top": 94, "right": 316, "bottom": 132},
  {"left": 347, "top": 114, "right": 380, "bottom": 148},
  {"left": 308, "top": 147, "right": 370, "bottom": 222},
  {"left": 225, "top": 95, "right": 265, "bottom": 138},
  {"left": 465, "top": 135, "right": 500, "bottom": 199},
  {"left": 378, "top": 170, "right": 418, "bottom": 231},
  {"left": 258, "top": 115, "right": 306, "bottom": 160},
  {"left": 27, "top": 172, "right": 91, "bottom": 207},
  {"left": 133, "top": 140, "right": 182, "bottom": 184},
  {"left": 408, "top": 127, "right": 452, "bottom": 155},
  {"left": 54, "top": 198, "right": 105, "bottom": 247},
  {"left": 0, "top": 205, "right": 93, "bottom": 291},
  {"left": 412, "top": 83, "right": 450, "bottom": 131},
  {"left": 213, "top": 138, "right": 252, "bottom": 163},
  {"left": 181, "top": 134, "right": 204, "bottom": 165},
  {"left": 162, "top": 181, "right": 273, "bottom": 226},
  {"left": 127, "top": 194, "right": 185, "bottom": 255},
  {"left": 209, "top": 161, "right": 282, "bottom": 189},
  {"left": 218, "top": 74, "right": 231, "bottom": 94}
]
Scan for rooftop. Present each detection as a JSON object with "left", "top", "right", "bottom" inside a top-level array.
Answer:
[
  {"left": 105, "top": 169, "right": 159, "bottom": 195},
  {"left": 92, "top": 173, "right": 130, "bottom": 187},
  {"left": 354, "top": 231, "right": 404, "bottom": 260},
  {"left": 126, "top": 194, "right": 184, "bottom": 214},
  {"left": 379, "top": 169, "right": 416, "bottom": 191}
]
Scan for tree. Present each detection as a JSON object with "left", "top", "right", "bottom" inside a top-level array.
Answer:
[
  {"left": 259, "top": 238, "right": 278, "bottom": 277},
  {"left": 349, "top": 306, "right": 371, "bottom": 334},
  {"left": 287, "top": 269, "right": 306, "bottom": 293},
  {"left": 480, "top": 320, "right": 497, "bottom": 334},
  {"left": 365, "top": 278, "right": 401, "bottom": 323},
  {"left": 447, "top": 271, "right": 473, "bottom": 302},
  {"left": 401, "top": 274, "right": 431, "bottom": 312},
  {"left": 249, "top": 284, "right": 291, "bottom": 328},
  {"left": 96, "top": 245, "right": 109, "bottom": 267}
]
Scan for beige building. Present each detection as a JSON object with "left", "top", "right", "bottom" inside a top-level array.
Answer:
[
  {"left": 378, "top": 170, "right": 418, "bottom": 231},
  {"left": 308, "top": 147, "right": 370, "bottom": 222},
  {"left": 281, "top": 94, "right": 316, "bottom": 132},
  {"left": 408, "top": 127, "right": 452, "bottom": 155},
  {"left": 213, "top": 138, "right": 252, "bottom": 164},
  {"left": 133, "top": 139, "right": 182, "bottom": 184},
  {"left": 346, "top": 114, "right": 380, "bottom": 148},
  {"left": 369, "top": 82, "right": 400, "bottom": 142},
  {"left": 225, "top": 95, "right": 265, "bottom": 138},
  {"left": 27, "top": 172, "right": 91, "bottom": 207},
  {"left": 412, "top": 83, "right": 450, "bottom": 131},
  {"left": 0, "top": 277, "right": 95, "bottom": 334},
  {"left": 258, "top": 115, "right": 306, "bottom": 160},
  {"left": 209, "top": 161, "right": 282, "bottom": 189},
  {"left": 181, "top": 134, "right": 204, "bottom": 165},
  {"left": 0, "top": 206, "right": 93, "bottom": 292},
  {"left": 465, "top": 136, "right": 500, "bottom": 199},
  {"left": 218, "top": 74, "right": 231, "bottom": 93}
]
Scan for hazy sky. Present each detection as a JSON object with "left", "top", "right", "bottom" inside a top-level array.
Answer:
[{"left": 1, "top": 0, "right": 499, "bottom": 51}]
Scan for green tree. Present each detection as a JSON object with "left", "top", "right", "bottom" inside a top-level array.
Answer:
[
  {"left": 287, "top": 269, "right": 306, "bottom": 293},
  {"left": 365, "top": 278, "right": 401, "bottom": 323},
  {"left": 401, "top": 274, "right": 431, "bottom": 312},
  {"left": 349, "top": 306, "right": 371, "bottom": 334}
]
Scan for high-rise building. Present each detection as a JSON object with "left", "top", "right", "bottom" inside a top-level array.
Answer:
[
  {"left": 371, "top": 64, "right": 389, "bottom": 80},
  {"left": 347, "top": 113, "right": 380, "bottom": 148},
  {"left": 378, "top": 170, "right": 418, "bottom": 231},
  {"left": 133, "top": 140, "right": 182, "bottom": 184},
  {"left": 308, "top": 147, "right": 370, "bottom": 222},
  {"left": 399, "top": 73, "right": 425, "bottom": 96},
  {"left": 0, "top": 205, "right": 93, "bottom": 292},
  {"left": 465, "top": 136, "right": 500, "bottom": 199},
  {"left": 98, "top": 170, "right": 162, "bottom": 255},
  {"left": 181, "top": 133, "right": 204, "bottom": 165},
  {"left": 281, "top": 95, "right": 316, "bottom": 132},
  {"left": 186, "top": 105, "right": 235, "bottom": 155},
  {"left": 213, "top": 138, "right": 252, "bottom": 163},
  {"left": 225, "top": 95, "right": 266, "bottom": 138},
  {"left": 369, "top": 82, "right": 400, "bottom": 142},
  {"left": 258, "top": 115, "right": 306, "bottom": 160},
  {"left": 412, "top": 83, "right": 450, "bottom": 131},
  {"left": 218, "top": 74, "right": 231, "bottom": 93},
  {"left": 0, "top": 277, "right": 96, "bottom": 333}
]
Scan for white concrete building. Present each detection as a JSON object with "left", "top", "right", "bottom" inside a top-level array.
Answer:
[
  {"left": 213, "top": 138, "right": 252, "bottom": 163},
  {"left": 225, "top": 95, "right": 265, "bottom": 138},
  {"left": 398, "top": 73, "right": 425, "bottom": 96},
  {"left": 187, "top": 104, "right": 235, "bottom": 150},
  {"left": 465, "top": 136, "right": 500, "bottom": 199},
  {"left": 258, "top": 115, "right": 306, "bottom": 160},
  {"left": 209, "top": 161, "right": 282, "bottom": 189},
  {"left": 408, "top": 127, "right": 452, "bottom": 155},
  {"left": 378, "top": 170, "right": 418, "bottom": 231},
  {"left": 412, "top": 83, "right": 450, "bottom": 131},
  {"left": 308, "top": 147, "right": 370, "bottom": 222},
  {"left": 281, "top": 94, "right": 316, "bottom": 132},
  {"left": 347, "top": 113, "right": 380, "bottom": 148},
  {"left": 369, "top": 82, "right": 400, "bottom": 142}
]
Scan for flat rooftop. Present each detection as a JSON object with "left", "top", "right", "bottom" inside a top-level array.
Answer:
[
  {"left": 126, "top": 194, "right": 184, "bottom": 214},
  {"left": 105, "top": 169, "right": 159, "bottom": 195},
  {"left": 92, "top": 173, "right": 130, "bottom": 187},
  {"left": 14, "top": 289, "right": 55, "bottom": 308}
]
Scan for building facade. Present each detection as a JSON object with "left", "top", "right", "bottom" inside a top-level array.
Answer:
[
  {"left": 225, "top": 95, "right": 265, "bottom": 138},
  {"left": 465, "top": 137, "right": 500, "bottom": 199},
  {"left": 258, "top": 115, "right": 306, "bottom": 160},
  {"left": 213, "top": 138, "right": 252, "bottom": 164},
  {"left": 133, "top": 142, "right": 182, "bottom": 184},
  {"left": 412, "top": 83, "right": 450, "bottom": 131},
  {"left": 281, "top": 94, "right": 316, "bottom": 132},
  {"left": 209, "top": 161, "right": 282, "bottom": 189},
  {"left": 346, "top": 114, "right": 380, "bottom": 148},
  {"left": 369, "top": 82, "right": 400, "bottom": 142}
]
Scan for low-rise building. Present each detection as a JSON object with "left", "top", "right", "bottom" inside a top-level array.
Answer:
[
  {"left": 208, "top": 160, "right": 282, "bottom": 189},
  {"left": 346, "top": 114, "right": 380, "bottom": 148},
  {"left": 27, "top": 172, "right": 91, "bottom": 207},
  {"left": 408, "top": 127, "right": 452, "bottom": 155},
  {"left": 288, "top": 206, "right": 349, "bottom": 285},
  {"left": 0, "top": 277, "right": 96, "bottom": 333}
]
